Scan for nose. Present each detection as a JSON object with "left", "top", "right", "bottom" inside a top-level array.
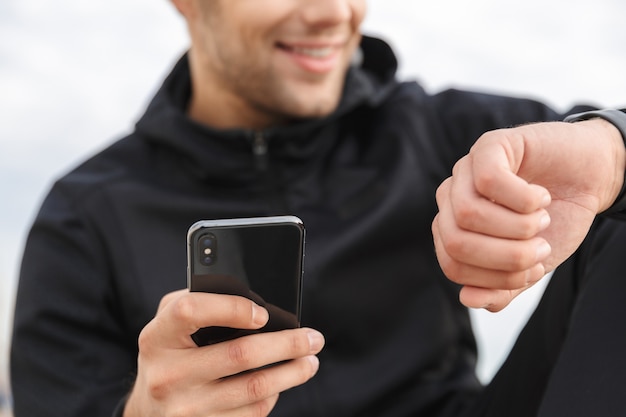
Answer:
[{"left": 299, "top": 0, "right": 353, "bottom": 28}]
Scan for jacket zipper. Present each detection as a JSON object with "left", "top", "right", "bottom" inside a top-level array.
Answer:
[
  {"left": 250, "top": 130, "right": 288, "bottom": 214},
  {"left": 252, "top": 130, "right": 269, "bottom": 172}
]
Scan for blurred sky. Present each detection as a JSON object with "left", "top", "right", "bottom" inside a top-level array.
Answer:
[{"left": 1, "top": 0, "right": 625, "bottom": 399}]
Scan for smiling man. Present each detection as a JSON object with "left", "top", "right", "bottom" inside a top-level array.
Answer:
[
  {"left": 11, "top": 1, "right": 626, "bottom": 417},
  {"left": 180, "top": 0, "right": 365, "bottom": 128}
]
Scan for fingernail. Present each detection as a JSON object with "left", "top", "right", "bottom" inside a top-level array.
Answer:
[
  {"left": 252, "top": 304, "right": 269, "bottom": 326},
  {"left": 307, "top": 330, "right": 325, "bottom": 352},
  {"left": 307, "top": 355, "right": 320, "bottom": 373},
  {"left": 526, "top": 263, "right": 546, "bottom": 285},
  {"left": 535, "top": 241, "right": 551, "bottom": 262},
  {"left": 541, "top": 192, "right": 551, "bottom": 208},
  {"left": 539, "top": 213, "right": 551, "bottom": 231}
]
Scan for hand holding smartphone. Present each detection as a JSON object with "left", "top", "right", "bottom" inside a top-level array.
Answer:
[{"left": 187, "top": 216, "right": 305, "bottom": 346}]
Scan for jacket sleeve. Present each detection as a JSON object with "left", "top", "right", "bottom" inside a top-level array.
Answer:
[
  {"left": 11, "top": 184, "right": 136, "bottom": 417},
  {"left": 428, "top": 88, "right": 599, "bottom": 167}
]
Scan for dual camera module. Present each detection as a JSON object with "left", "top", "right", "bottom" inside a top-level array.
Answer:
[{"left": 198, "top": 233, "right": 217, "bottom": 266}]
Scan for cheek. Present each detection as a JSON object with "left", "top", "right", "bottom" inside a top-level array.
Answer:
[
  {"left": 351, "top": 0, "right": 367, "bottom": 29},
  {"left": 204, "top": 20, "right": 267, "bottom": 74}
]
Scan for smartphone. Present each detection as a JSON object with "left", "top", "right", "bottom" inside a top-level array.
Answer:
[{"left": 187, "top": 215, "right": 305, "bottom": 346}]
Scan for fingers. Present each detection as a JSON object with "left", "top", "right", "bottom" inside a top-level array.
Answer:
[
  {"left": 216, "top": 355, "right": 321, "bottom": 410},
  {"left": 129, "top": 289, "right": 325, "bottom": 417},
  {"left": 445, "top": 157, "right": 551, "bottom": 240},
  {"left": 459, "top": 286, "right": 529, "bottom": 312},
  {"left": 203, "top": 328, "right": 325, "bottom": 379},
  {"left": 218, "top": 394, "right": 280, "bottom": 417},
  {"left": 467, "top": 131, "right": 551, "bottom": 214},
  {"left": 143, "top": 290, "right": 324, "bottom": 381},
  {"left": 133, "top": 311, "right": 324, "bottom": 416},
  {"left": 433, "top": 215, "right": 548, "bottom": 282},
  {"left": 434, "top": 199, "right": 551, "bottom": 272},
  {"left": 156, "top": 288, "right": 188, "bottom": 313},
  {"left": 187, "top": 330, "right": 323, "bottom": 413},
  {"left": 433, "top": 215, "right": 548, "bottom": 310},
  {"left": 433, "top": 224, "right": 545, "bottom": 283},
  {"left": 435, "top": 170, "right": 552, "bottom": 273},
  {"left": 433, "top": 146, "right": 553, "bottom": 310},
  {"left": 147, "top": 331, "right": 323, "bottom": 415},
  {"left": 174, "top": 354, "right": 320, "bottom": 417},
  {"left": 144, "top": 292, "right": 269, "bottom": 349}
]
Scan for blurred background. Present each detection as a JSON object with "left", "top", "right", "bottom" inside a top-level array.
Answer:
[{"left": 1, "top": 0, "right": 625, "bottom": 415}]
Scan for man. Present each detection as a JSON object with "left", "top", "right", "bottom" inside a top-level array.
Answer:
[{"left": 10, "top": 1, "right": 626, "bottom": 416}]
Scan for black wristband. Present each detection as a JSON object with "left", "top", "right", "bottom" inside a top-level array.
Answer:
[{"left": 564, "top": 109, "right": 626, "bottom": 217}]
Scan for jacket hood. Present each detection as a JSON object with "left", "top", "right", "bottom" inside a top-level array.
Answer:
[{"left": 134, "top": 36, "right": 401, "bottom": 182}]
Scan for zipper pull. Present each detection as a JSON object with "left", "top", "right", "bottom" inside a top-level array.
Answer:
[{"left": 252, "top": 131, "right": 268, "bottom": 171}]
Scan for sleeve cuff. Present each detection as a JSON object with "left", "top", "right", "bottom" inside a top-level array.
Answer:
[{"left": 564, "top": 109, "right": 626, "bottom": 218}]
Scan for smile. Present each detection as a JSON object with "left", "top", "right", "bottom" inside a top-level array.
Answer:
[
  {"left": 277, "top": 42, "right": 338, "bottom": 59},
  {"left": 288, "top": 46, "right": 334, "bottom": 58},
  {"left": 276, "top": 41, "right": 345, "bottom": 75}
]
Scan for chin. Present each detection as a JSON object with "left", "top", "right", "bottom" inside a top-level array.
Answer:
[
  {"left": 301, "top": 104, "right": 337, "bottom": 119},
  {"left": 288, "top": 93, "right": 343, "bottom": 120},
  {"left": 254, "top": 81, "right": 344, "bottom": 123}
]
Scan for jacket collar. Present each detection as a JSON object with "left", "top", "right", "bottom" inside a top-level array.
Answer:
[{"left": 135, "top": 36, "right": 400, "bottom": 181}]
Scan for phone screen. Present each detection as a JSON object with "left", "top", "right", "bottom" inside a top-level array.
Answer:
[{"left": 187, "top": 216, "right": 305, "bottom": 346}]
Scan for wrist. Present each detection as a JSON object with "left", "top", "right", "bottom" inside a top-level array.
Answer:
[{"left": 565, "top": 109, "right": 626, "bottom": 215}]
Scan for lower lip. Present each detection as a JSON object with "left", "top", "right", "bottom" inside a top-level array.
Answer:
[{"left": 280, "top": 47, "right": 341, "bottom": 74}]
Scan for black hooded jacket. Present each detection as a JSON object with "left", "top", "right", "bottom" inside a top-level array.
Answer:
[{"left": 12, "top": 37, "right": 576, "bottom": 417}]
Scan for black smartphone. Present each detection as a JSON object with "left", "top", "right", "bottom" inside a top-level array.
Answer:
[{"left": 187, "top": 215, "right": 305, "bottom": 346}]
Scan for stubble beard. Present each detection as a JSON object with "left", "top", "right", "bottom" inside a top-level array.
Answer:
[
  {"left": 219, "top": 47, "right": 346, "bottom": 124},
  {"left": 259, "top": 75, "right": 343, "bottom": 124}
]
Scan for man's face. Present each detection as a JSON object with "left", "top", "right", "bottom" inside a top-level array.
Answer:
[{"left": 185, "top": 0, "right": 366, "bottom": 128}]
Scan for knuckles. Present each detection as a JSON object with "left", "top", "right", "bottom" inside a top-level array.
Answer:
[
  {"left": 473, "top": 164, "right": 500, "bottom": 198},
  {"left": 497, "top": 271, "right": 531, "bottom": 290},
  {"left": 144, "top": 364, "right": 184, "bottom": 402},
  {"left": 439, "top": 227, "right": 538, "bottom": 273},
  {"left": 453, "top": 202, "right": 483, "bottom": 232},
  {"left": 438, "top": 232, "right": 471, "bottom": 262},
  {"left": 504, "top": 247, "right": 536, "bottom": 271},
  {"left": 145, "top": 372, "right": 172, "bottom": 402},
  {"left": 249, "top": 395, "right": 279, "bottom": 417},
  {"left": 169, "top": 295, "right": 197, "bottom": 325},
  {"left": 137, "top": 321, "right": 160, "bottom": 358},
  {"left": 227, "top": 338, "right": 255, "bottom": 369},
  {"left": 439, "top": 255, "right": 534, "bottom": 291},
  {"left": 246, "top": 372, "right": 271, "bottom": 402}
]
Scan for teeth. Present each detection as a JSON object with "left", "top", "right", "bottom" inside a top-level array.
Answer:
[{"left": 291, "top": 46, "right": 333, "bottom": 58}]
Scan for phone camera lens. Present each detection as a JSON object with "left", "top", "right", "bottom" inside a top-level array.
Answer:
[{"left": 198, "top": 233, "right": 217, "bottom": 266}]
